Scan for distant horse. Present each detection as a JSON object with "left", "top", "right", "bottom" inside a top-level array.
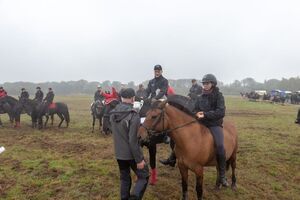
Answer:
[
  {"left": 0, "top": 96, "right": 20, "bottom": 127},
  {"left": 91, "top": 100, "right": 105, "bottom": 133},
  {"left": 36, "top": 102, "right": 70, "bottom": 129},
  {"left": 139, "top": 100, "right": 238, "bottom": 200},
  {"left": 15, "top": 99, "right": 40, "bottom": 128}
]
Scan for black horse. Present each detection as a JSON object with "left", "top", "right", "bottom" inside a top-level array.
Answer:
[
  {"left": 0, "top": 96, "right": 20, "bottom": 127},
  {"left": 35, "top": 102, "right": 70, "bottom": 129},
  {"left": 91, "top": 100, "right": 105, "bottom": 133}
]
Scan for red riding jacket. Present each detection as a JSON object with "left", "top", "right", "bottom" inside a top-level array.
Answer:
[{"left": 0, "top": 90, "right": 7, "bottom": 98}]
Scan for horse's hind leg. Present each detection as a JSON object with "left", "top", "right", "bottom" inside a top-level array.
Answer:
[
  {"left": 92, "top": 115, "right": 95, "bottom": 133},
  {"left": 178, "top": 163, "right": 189, "bottom": 200},
  {"left": 44, "top": 115, "right": 49, "bottom": 127},
  {"left": 51, "top": 114, "right": 54, "bottom": 126},
  {"left": 57, "top": 113, "right": 64, "bottom": 128},
  {"left": 229, "top": 152, "right": 237, "bottom": 190}
]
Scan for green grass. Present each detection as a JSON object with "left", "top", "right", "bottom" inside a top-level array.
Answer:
[{"left": 0, "top": 96, "right": 299, "bottom": 199}]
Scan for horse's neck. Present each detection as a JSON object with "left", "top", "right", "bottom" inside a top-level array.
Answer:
[{"left": 165, "top": 104, "right": 207, "bottom": 146}]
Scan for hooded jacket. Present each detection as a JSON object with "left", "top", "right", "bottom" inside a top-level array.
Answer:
[{"left": 110, "top": 103, "right": 144, "bottom": 163}]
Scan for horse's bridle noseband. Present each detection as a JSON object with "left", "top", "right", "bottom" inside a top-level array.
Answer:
[{"left": 141, "top": 105, "right": 198, "bottom": 139}]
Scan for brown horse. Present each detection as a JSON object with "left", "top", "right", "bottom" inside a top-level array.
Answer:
[{"left": 138, "top": 101, "right": 238, "bottom": 200}]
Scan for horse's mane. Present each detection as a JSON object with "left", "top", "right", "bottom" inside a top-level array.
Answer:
[{"left": 167, "top": 95, "right": 195, "bottom": 117}]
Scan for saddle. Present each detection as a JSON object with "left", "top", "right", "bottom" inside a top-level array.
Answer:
[{"left": 48, "top": 103, "right": 56, "bottom": 109}]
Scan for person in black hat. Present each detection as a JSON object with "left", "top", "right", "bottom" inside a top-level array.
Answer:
[
  {"left": 144, "top": 65, "right": 169, "bottom": 100},
  {"left": 34, "top": 86, "right": 44, "bottom": 103},
  {"left": 19, "top": 88, "right": 29, "bottom": 104},
  {"left": 110, "top": 88, "right": 149, "bottom": 200}
]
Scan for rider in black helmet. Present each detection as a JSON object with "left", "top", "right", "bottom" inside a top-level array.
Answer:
[{"left": 195, "top": 73, "right": 229, "bottom": 187}]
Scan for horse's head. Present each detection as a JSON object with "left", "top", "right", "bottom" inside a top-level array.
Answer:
[{"left": 138, "top": 100, "right": 169, "bottom": 143}]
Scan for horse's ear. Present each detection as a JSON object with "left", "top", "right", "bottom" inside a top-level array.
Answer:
[{"left": 159, "top": 100, "right": 168, "bottom": 109}]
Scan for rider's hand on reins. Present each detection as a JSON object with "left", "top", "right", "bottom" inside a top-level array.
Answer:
[{"left": 196, "top": 112, "right": 204, "bottom": 119}]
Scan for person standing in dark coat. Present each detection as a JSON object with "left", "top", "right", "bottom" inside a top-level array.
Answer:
[
  {"left": 110, "top": 88, "right": 149, "bottom": 200},
  {"left": 188, "top": 79, "right": 202, "bottom": 100},
  {"left": 34, "top": 87, "right": 44, "bottom": 103}
]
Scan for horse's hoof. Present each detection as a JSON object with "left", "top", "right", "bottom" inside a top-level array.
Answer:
[{"left": 231, "top": 184, "right": 237, "bottom": 191}]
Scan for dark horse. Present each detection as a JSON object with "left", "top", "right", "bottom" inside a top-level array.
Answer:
[
  {"left": 91, "top": 100, "right": 105, "bottom": 133},
  {"left": 0, "top": 96, "right": 20, "bottom": 127},
  {"left": 139, "top": 100, "right": 238, "bottom": 200},
  {"left": 35, "top": 102, "right": 70, "bottom": 129}
]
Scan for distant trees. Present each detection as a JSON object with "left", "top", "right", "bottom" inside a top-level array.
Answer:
[{"left": 1, "top": 77, "right": 299, "bottom": 96}]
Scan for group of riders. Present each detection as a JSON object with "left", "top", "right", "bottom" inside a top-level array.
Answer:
[
  {"left": 0, "top": 86, "right": 55, "bottom": 127},
  {"left": 1, "top": 64, "right": 298, "bottom": 200},
  {"left": 99, "top": 64, "right": 230, "bottom": 199}
]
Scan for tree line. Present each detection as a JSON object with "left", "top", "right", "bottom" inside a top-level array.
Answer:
[{"left": 1, "top": 77, "right": 299, "bottom": 96}]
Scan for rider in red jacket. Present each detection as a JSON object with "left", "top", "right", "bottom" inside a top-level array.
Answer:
[
  {"left": 101, "top": 87, "right": 118, "bottom": 104},
  {"left": 0, "top": 87, "right": 7, "bottom": 98}
]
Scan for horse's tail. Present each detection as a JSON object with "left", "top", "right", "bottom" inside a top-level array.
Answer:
[{"left": 64, "top": 105, "right": 70, "bottom": 124}]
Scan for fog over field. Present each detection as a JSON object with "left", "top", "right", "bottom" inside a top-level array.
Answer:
[{"left": 0, "top": 0, "right": 299, "bottom": 84}]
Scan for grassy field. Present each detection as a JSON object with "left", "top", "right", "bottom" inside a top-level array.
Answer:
[{"left": 0, "top": 96, "right": 299, "bottom": 200}]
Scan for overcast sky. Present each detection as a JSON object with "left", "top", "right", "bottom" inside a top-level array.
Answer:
[{"left": 0, "top": 0, "right": 299, "bottom": 84}]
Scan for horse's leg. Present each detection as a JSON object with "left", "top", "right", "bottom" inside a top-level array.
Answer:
[
  {"left": 57, "top": 113, "right": 64, "bottom": 128},
  {"left": 44, "top": 115, "right": 49, "bottom": 127},
  {"left": 194, "top": 167, "right": 204, "bottom": 200},
  {"left": 0, "top": 117, "right": 2, "bottom": 126},
  {"left": 178, "top": 163, "right": 189, "bottom": 200},
  {"left": 92, "top": 115, "right": 95, "bottom": 133},
  {"left": 51, "top": 114, "right": 54, "bottom": 126},
  {"left": 230, "top": 149, "right": 237, "bottom": 190}
]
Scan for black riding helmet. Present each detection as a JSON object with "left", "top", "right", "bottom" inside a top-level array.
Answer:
[
  {"left": 202, "top": 74, "right": 217, "bottom": 85},
  {"left": 36, "top": 86, "right": 41, "bottom": 89},
  {"left": 154, "top": 65, "right": 162, "bottom": 71}
]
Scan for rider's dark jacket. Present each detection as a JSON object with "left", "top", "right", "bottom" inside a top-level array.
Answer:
[
  {"left": 194, "top": 87, "right": 225, "bottom": 127},
  {"left": 44, "top": 91, "right": 54, "bottom": 103},
  {"left": 34, "top": 90, "right": 44, "bottom": 102},
  {"left": 20, "top": 91, "right": 29, "bottom": 100},
  {"left": 94, "top": 90, "right": 105, "bottom": 102},
  {"left": 145, "top": 75, "right": 168, "bottom": 100},
  {"left": 110, "top": 103, "right": 144, "bottom": 163}
]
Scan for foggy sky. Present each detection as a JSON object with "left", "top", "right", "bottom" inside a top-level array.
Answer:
[{"left": 0, "top": 0, "right": 299, "bottom": 84}]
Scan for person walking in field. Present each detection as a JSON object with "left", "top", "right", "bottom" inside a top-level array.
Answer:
[{"left": 110, "top": 88, "right": 149, "bottom": 200}]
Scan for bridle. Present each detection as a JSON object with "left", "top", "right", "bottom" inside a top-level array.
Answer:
[{"left": 141, "top": 105, "right": 198, "bottom": 139}]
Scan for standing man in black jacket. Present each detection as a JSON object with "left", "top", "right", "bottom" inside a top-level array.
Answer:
[{"left": 110, "top": 88, "right": 149, "bottom": 200}]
